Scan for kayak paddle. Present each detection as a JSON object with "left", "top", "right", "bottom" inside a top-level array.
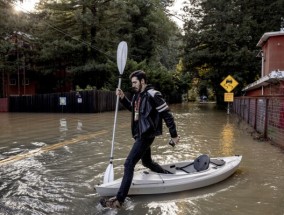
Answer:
[{"left": 103, "top": 41, "right": 128, "bottom": 184}]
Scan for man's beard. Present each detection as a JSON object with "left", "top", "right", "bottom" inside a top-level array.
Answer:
[{"left": 132, "top": 85, "right": 141, "bottom": 93}]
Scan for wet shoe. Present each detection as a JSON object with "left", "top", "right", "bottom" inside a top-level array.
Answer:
[{"left": 100, "top": 197, "right": 122, "bottom": 209}]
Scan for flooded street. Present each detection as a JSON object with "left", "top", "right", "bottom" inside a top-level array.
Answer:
[{"left": 1, "top": 102, "right": 284, "bottom": 215}]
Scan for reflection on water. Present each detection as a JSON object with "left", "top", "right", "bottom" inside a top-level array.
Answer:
[
  {"left": 59, "top": 118, "right": 68, "bottom": 132},
  {"left": 1, "top": 103, "right": 284, "bottom": 215},
  {"left": 220, "top": 116, "right": 235, "bottom": 155},
  {"left": 77, "top": 120, "right": 82, "bottom": 131},
  {"left": 59, "top": 118, "right": 68, "bottom": 140}
]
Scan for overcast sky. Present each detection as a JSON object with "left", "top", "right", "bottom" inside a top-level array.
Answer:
[{"left": 168, "top": 0, "right": 185, "bottom": 29}]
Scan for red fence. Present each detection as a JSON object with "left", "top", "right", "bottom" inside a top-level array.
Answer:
[{"left": 233, "top": 96, "right": 284, "bottom": 147}]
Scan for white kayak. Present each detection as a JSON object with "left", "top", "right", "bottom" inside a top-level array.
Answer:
[{"left": 95, "top": 155, "right": 242, "bottom": 197}]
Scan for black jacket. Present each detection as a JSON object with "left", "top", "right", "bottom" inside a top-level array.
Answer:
[{"left": 120, "top": 85, "right": 178, "bottom": 139}]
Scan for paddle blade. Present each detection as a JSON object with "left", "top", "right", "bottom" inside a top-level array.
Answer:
[
  {"left": 103, "top": 163, "right": 114, "bottom": 184},
  {"left": 117, "top": 41, "right": 128, "bottom": 75}
]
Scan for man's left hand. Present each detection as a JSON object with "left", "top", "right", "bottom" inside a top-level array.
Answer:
[{"left": 172, "top": 136, "right": 180, "bottom": 145}]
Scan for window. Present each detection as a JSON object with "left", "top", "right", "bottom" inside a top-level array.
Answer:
[
  {"left": 22, "top": 79, "right": 30, "bottom": 85},
  {"left": 9, "top": 79, "right": 16, "bottom": 85}
]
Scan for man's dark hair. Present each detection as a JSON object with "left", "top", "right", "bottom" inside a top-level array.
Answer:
[{"left": 129, "top": 70, "right": 147, "bottom": 83}]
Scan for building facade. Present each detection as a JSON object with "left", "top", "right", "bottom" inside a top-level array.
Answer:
[
  {"left": 234, "top": 30, "right": 284, "bottom": 147},
  {"left": 242, "top": 31, "right": 284, "bottom": 96}
]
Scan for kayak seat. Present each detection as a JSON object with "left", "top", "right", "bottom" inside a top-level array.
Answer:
[
  {"left": 210, "top": 158, "right": 225, "bottom": 166},
  {"left": 193, "top": 154, "right": 210, "bottom": 172},
  {"left": 176, "top": 154, "right": 210, "bottom": 173}
]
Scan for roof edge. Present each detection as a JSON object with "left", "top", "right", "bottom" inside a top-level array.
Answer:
[
  {"left": 242, "top": 70, "right": 284, "bottom": 91},
  {"left": 256, "top": 31, "right": 284, "bottom": 47}
]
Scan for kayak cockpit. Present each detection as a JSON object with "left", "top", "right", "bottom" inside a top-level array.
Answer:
[{"left": 161, "top": 154, "right": 226, "bottom": 175}]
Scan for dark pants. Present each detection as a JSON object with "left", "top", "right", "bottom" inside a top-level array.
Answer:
[{"left": 116, "top": 137, "right": 166, "bottom": 203}]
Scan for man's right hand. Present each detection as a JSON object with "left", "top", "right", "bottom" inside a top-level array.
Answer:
[{"left": 116, "top": 88, "right": 125, "bottom": 99}]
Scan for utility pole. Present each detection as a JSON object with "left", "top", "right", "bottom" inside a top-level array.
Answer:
[{"left": 16, "top": 32, "right": 20, "bottom": 96}]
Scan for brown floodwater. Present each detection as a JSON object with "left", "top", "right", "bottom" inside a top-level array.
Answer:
[{"left": 0, "top": 102, "right": 284, "bottom": 215}]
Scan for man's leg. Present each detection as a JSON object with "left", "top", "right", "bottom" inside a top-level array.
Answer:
[
  {"left": 115, "top": 137, "right": 151, "bottom": 203},
  {"left": 141, "top": 141, "right": 168, "bottom": 173}
]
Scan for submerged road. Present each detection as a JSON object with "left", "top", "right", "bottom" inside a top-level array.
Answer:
[
  {"left": 0, "top": 103, "right": 284, "bottom": 215},
  {"left": 0, "top": 130, "right": 108, "bottom": 166}
]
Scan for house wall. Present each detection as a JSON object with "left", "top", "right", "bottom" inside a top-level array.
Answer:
[
  {"left": 263, "top": 36, "right": 284, "bottom": 75},
  {"left": 245, "top": 89, "right": 262, "bottom": 96},
  {"left": 245, "top": 81, "right": 284, "bottom": 96},
  {"left": 7, "top": 81, "right": 36, "bottom": 96}
]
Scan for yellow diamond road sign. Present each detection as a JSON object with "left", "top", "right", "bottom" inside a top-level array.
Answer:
[{"left": 220, "top": 75, "right": 239, "bottom": 93}]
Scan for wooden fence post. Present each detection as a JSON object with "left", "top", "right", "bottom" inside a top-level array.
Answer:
[
  {"left": 247, "top": 98, "right": 250, "bottom": 124},
  {"left": 264, "top": 98, "right": 269, "bottom": 139},
  {"left": 254, "top": 98, "right": 257, "bottom": 130}
]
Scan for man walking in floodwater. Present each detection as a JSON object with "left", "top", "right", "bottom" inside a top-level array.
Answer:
[{"left": 100, "top": 70, "right": 179, "bottom": 208}]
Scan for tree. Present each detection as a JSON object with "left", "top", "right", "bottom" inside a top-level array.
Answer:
[
  {"left": 126, "top": 0, "right": 177, "bottom": 63},
  {"left": 1, "top": 0, "right": 184, "bottom": 100},
  {"left": 0, "top": 0, "right": 37, "bottom": 97},
  {"left": 34, "top": 0, "right": 182, "bottom": 92},
  {"left": 33, "top": 0, "right": 130, "bottom": 90}
]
